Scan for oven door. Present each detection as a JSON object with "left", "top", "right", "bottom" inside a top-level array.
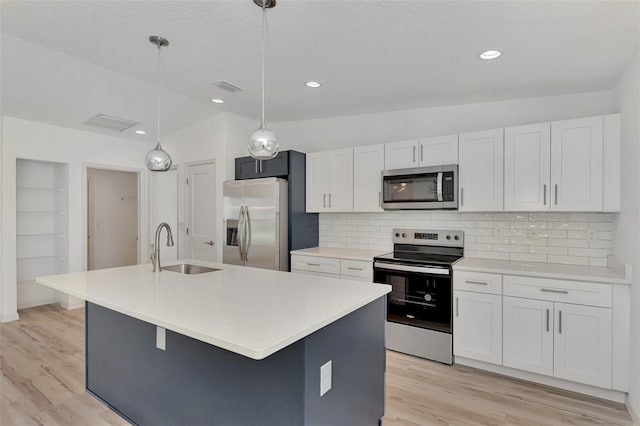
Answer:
[
  {"left": 374, "top": 261, "right": 452, "bottom": 333},
  {"left": 381, "top": 166, "right": 443, "bottom": 210}
]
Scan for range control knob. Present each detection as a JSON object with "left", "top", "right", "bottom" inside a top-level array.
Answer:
[
  {"left": 395, "top": 232, "right": 400, "bottom": 237},
  {"left": 446, "top": 235, "right": 452, "bottom": 240},
  {"left": 454, "top": 235, "right": 460, "bottom": 241},
  {"left": 402, "top": 233, "right": 407, "bottom": 238}
]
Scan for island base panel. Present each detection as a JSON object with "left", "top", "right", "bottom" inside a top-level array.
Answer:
[{"left": 86, "top": 297, "right": 385, "bottom": 425}]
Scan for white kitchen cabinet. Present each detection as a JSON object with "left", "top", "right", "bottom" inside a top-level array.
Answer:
[
  {"left": 305, "top": 148, "right": 353, "bottom": 212},
  {"left": 551, "top": 116, "right": 603, "bottom": 211},
  {"left": 458, "top": 128, "right": 504, "bottom": 212},
  {"left": 384, "top": 140, "right": 419, "bottom": 169},
  {"left": 291, "top": 254, "right": 372, "bottom": 282},
  {"left": 554, "top": 303, "right": 612, "bottom": 388},
  {"left": 504, "top": 123, "right": 551, "bottom": 211},
  {"left": 353, "top": 144, "right": 384, "bottom": 212},
  {"left": 453, "top": 290, "right": 502, "bottom": 365},
  {"left": 503, "top": 296, "right": 554, "bottom": 376},
  {"left": 419, "top": 135, "right": 458, "bottom": 166}
]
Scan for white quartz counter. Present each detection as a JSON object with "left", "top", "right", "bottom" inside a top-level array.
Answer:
[
  {"left": 36, "top": 260, "right": 391, "bottom": 360},
  {"left": 290, "top": 247, "right": 387, "bottom": 262},
  {"left": 453, "top": 258, "right": 630, "bottom": 285}
]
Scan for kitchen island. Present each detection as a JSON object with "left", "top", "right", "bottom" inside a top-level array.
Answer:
[{"left": 36, "top": 261, "right": 391, "bottom": 426}]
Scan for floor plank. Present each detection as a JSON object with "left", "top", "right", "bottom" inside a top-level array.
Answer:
[{"left": 0, "top": 305, "right": 633, "bottom": 426}]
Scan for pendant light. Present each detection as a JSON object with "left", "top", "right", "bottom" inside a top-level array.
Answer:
[
  {"left": 145, "top": 35, "right": 173, "bottom": 172},
  {"left": 248, "top": 0, "right": 280, "bottom": 160}
]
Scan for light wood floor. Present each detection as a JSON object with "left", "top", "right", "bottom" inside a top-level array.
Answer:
[{"left": 0, "top": 305, "right": 634, "bottom": 426}]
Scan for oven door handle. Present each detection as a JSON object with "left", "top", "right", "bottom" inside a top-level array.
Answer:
[
  {"left": 374, "top": 262, "right": 450, "bottom": 276},
  {"left": 437, "top": 172, "right": 443, "bottom": 202}
]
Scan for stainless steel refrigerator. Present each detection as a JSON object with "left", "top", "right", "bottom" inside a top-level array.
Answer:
[{"left": 223, "top": 177, "right": 288, "bottom": 271}]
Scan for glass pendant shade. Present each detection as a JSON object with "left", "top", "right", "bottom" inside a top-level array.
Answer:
[
  {"left": 248, "top": 127, "right": 279, "bottom": 160},
  {"left": 145, "top": 142, "right": 172, "bottom": 171}
]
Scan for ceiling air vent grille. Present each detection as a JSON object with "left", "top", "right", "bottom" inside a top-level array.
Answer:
[
  {"left": 212, "top": 80, "right": 244, "bottom": 93},
  {"left": 84, "top": 114, "right": 138, "bottom": 132}
]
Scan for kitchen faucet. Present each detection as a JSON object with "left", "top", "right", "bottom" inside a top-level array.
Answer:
[{"left": 151, "top": 223, "right": 175, "bottom": 272}]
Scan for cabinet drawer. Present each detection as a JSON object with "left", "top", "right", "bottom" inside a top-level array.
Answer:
[
  {"left": 340, "top": 259, "right": 372, "bottom": 279},
  {"left": 291, "top": 255, "right": 340, "bottom": 275},
  {"left": 453, "top": 271, "right": 502, "bottom": 294},
  {"left": 291, "top": 270, "right": 339, "bottom": 279},
  {"left": 503, "top": 275, "right": 612, "bottom": 308}
]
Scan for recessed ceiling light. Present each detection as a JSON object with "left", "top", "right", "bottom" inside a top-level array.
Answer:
[
  {"left": 135, "top": 130, "right": 146, "bottom": 135},
  {"left": 479, "top": 50, "right": 502, "bottom": 60},
  {"left": 305, "top": 81, "right": 321, "bottom": 88},
  {"left": 211, "top": 98, "right": 224, "bottom": 104}
]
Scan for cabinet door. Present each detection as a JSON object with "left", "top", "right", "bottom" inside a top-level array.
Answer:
[
  {"left": 504, "top": 123, "right": 551, "bottom": 211},
  {"left": 551, "top": 116, "right": 603, "bottom": 211},
  {"left": 353, "top": 144, "right": 384, "bottom": 212},
  {"left": 453, "top": 290, "right": 502, "bottom": 365},
  {"left": 259, "top": 151, "right": 289, "bottom": 177},
  {"left": 503, "top": 297, "right": 554, "bottom": 376},
  {"left": 235, "top": 157, "right": 261, "bottom": 180},
  {"left": 327, "top": 148, "right": 354, "bottom": 212},
  {"left": 384, "top": 140, "right": 419, "bottom": 170},
  {"left": 458, "top": 129, "right": 504, "bottom": 212},
  {"left": 305, "top": 153, "right": 330, "bottom": 212},
  {"left": 419, "top": 135, "right": 458, "bottom": 166},
  {"left": 554, "top": 303, "right": 612, "bottom": 388}
]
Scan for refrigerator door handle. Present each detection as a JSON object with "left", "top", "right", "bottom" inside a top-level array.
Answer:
[
  {"left": 244, "top": 206, "right": 251, "bottom": 262},
  {"left": 238, "top": 206, "right": 246, "bottom": 262}
]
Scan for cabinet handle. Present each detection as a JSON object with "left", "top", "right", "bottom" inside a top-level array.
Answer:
[
  {"left": 546, "top": 309, "right": 550, "bottom": 332},
  {"left": 379, "top": 191, "right": 382, "bottom": 207},
  {"left": 543, "top": 184, "right": 547, "bottom": 205},
  {"left": 347, "top": 267, "right": 363, "bottom": 271},
  {"left": 540, "top": 288, "right": 568, "bottom": 294},
  {"left": 306, "top": 262, "right": 321, "bottom": 267},
  {"left": 555, "top": 184, "right": 558, "bottom": 205},
  {"left": 455, "top": 297, "right": 459, "bottom": 317},
  {"left": 413, "top": 146, "right": 416, "bottom": 163},
  {"left": 460, "top": 188, "right": 464, "bottom": 206},
  {"left": 465, "top": 280, "right": 488, "bottom": 286},
  {"left": 323, "top": 194, "right": 326, "bottom": 208},
  {"left": 329, "top": 193, "right": 332, "bottom": 208},
  {"left": 255, "top": 160, "right": 259, "bottom": 174},
  {"left": 558, "top": 310, "right": 562, "bottom": 334},
  {"left": 420, "top": 145, "right": 424, "bottom": 162}
]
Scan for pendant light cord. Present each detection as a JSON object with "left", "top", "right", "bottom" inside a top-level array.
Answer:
[
  {"left": 261, "top": 1, "right": 266, "bottom": 128},
  {"left": 156, "top": 41, "right": 162, "bottom": 149}
]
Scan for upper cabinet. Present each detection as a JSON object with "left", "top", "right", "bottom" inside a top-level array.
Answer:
[
  {"left": 551, "top": 116, "right": 603, "bottom": 211},
  {"left": 353, "top": 144, "right": 385, "bottom": 212},
  {"left": 458, "top": 129, "right": 504, "bottom": 212},
  {"left": 235, "top": 151, "right": 289, "bottom": 180},
  {"left": 306, "top": 148, "right": 354, "bottom": 213},
  {"left": 504, "top": 123, "right": 551, "bottom": 211},
  {"left": 384, "top": 135, "right": 458, "bottom": 170}
]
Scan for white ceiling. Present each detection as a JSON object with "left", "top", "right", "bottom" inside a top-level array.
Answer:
[{"left": 1, "top": 0, "right": 638, "bottom": 141}]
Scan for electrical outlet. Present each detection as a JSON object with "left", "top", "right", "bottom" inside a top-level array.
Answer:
[
  {"left": 320, "top": 360, "right": 332, "bottom": 396},
  {"left": 156, "top": 326, "right": 166, "bottom": 351},
  {"left": 587, "top": 229, "right": 598, "bottom": 242}
]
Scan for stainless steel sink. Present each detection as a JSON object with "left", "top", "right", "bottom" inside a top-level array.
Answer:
[{"left": 162, "top": 264, "right": 220, "bottom": 274}]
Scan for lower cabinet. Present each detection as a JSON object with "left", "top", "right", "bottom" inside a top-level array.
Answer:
[
  {"left": 291, "top": 254, "right": 373, "bottom": 282},
  {"left": 453, "top": 290, "right": 502, "bottom": 365}
]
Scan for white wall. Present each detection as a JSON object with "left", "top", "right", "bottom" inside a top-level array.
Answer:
[
  {"left": 87, "top": 168, "right": 139, "bottom": 270},
  {"left": 1, "top": 116, "right": 153, "bottom": 320},
  {"left": 612, "top": 53, "right": 640, "bottom": 419},
  {"left": 269, "top": 91, "right": 616, "bottom": 153}
]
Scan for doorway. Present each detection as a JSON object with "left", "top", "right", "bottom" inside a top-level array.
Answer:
[
  {"left": 87, "top": 168, "right": 139, "bottom": 270},
  {"left": 186, "top": 162, "right": 216, "bottom": 261}
]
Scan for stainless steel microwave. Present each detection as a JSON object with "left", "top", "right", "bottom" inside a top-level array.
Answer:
[{"left": 381, "top": 165, "right": 458, "bottom": 210}]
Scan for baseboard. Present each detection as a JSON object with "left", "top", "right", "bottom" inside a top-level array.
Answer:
[
  {"left": 456, "top": 357, "right": 627, "bottom": 404},
  {"left": 1, "top": 312, "right": 19, "bottom": 323},
  {"left": 60, "top": 300, "right": 85, "bottom": 310},
  {"left": 18, "top": 298, "right": 56, "bottom": 310},
  {"left": 627, "top": 397, "right": 640, "bottom": 425}
]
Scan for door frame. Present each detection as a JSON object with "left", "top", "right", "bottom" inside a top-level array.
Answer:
[
  {"left": 81, "top": 163, "right": 145, "bottom": 272},
  {"left": 185, "top": 159, "right": 217, "bottom": 261}
]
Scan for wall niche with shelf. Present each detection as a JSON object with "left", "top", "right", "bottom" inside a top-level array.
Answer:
[{"left": 16, "top": 159, "right": 68, "bottom": 309}]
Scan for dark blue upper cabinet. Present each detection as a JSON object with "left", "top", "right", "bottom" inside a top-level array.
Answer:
[{"left": 235, "top": 151, "right": 289, "bottom": 180}]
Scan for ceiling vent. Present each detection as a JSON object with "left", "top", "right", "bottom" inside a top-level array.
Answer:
[
  {"left": 211, "top": 80, "right": 244, "bottom": 93},
  {"left": 84, "top": 114, "right": 138, "bottom": 132}
]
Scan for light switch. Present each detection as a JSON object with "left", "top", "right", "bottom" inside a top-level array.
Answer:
[
  {"left": 156, "top": 326, "right": 166, "bottom": 351},
  {"left": 320, "top": 360, "right": 332, "bottom": 396}
]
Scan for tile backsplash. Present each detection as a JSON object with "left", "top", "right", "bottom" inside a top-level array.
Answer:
[{"left": 319, "top": 212, "right": 616, "bottom": 266}]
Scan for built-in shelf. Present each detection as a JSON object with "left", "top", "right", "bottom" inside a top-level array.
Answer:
[
  {"left": 17, "top": 210, "right": 65, "bottom": 215},
  {"left": 17, "top": 233, "right": 65, "bottom": 238},
  {"left": 17, "top": 255, "right": 65, "bottom": 262},
  {"left": 17, "top": 186, "right": 65, "bottom": 192}
]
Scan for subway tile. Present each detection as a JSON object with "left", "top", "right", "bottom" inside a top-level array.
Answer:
[
  {"left": 475, "top": 251, "right": 510, "bottom": 260},
  {"left": 466, "top": 243, "right": 493, "bottom": 252},
  {"left": 529, "top": 213, "right": 568, "bottom": 222},
  {"left": 589, "top": 222, "right": 614, "bottom": 231},
  {"left": 547, "top": 222, "right": 589, "bottom": 230},
  {"left": 567, "top": 230, "right": 587, "bottom": 239},
  {"left": 530, "top": 230, "right": 567, "bottom": 238},
  {"left": 568, "top": 248, "right": 611, "bottom": 258},
  {"left": 598, "top": 231, "right": 613, "bottom": 240},
  {"left": 477, "top": 221, "right": 510, "bottom": 229},
  {"left": 463, "top": 228, "right": 493, "bottom": 236},
  {"left": 460, "top": 213, "right": 493, "bottom": 221},
  {"left": 475, "top": 236, "right": 510, "bottom": 245},
  {"left": 493, "top": 244, "right": 528, "bottom": 253},
  {"left": 589, "top": 257, "right": 608, "bottom": 267},
  {"left": 548, "top": 239, "right": 589, "bottom": 248},
  {"left": 446, "top": 220, "right": 476, "bottom": 228},
  {"left": 590, "top": 240, "right": 613, "bottom": 249},
  {"left": 432, "top": 212, "right": 459, "bottom": 221},
  {"left": 509, "top": 237, "right": 546, "bottom": 246},
  {"left": 529, "top": 246, "right": 568, "bottom": 255},
  {"left": 511, "top": 222, "right": 548, "bottom": 230},
  {"left": 568, "top": 213, "right": 612, "bottom": 222},
  {"left": 499, "top": 229, "right": 529, "bottom": 238},
  {"left": 510, "top": 253, "right": 547, "bottom": 263},
  {"left": 494, "top": 213, "right": 528, "bottom": 221},
  {"left": 547, "top": 255, "right": 589, "bottom": 266}
]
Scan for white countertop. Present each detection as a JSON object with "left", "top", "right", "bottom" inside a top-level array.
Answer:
[
  {"left": 453, "top": 258, "right": 630, "bottom": 285},
  {"left": 36, "top": 260, "right": 391, "bottom": 360},
  {"left": 290, "top": 247, "right": 387, "bottom": 262}
]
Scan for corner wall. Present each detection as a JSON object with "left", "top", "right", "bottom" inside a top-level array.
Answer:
[{"left": 612, "top": 52, "right": 640, "bottom": 420}]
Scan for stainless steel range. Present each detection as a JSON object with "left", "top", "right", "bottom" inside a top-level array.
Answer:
[{"left": 374, "top": 229, "right": 464, "bottom": 364}]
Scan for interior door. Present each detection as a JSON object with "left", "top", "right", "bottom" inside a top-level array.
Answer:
[
  {"left": 504, "top": 123, "right": 551, "bottom": 211},
  {"left": 243, "top": 178, "right": 281, "bottom": 270},
  {"left": 503, "top": 296, "right": 554, "bottom": 376},
  {"left": 187, "top": 162, "right": 216, "bottom": 261}
]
